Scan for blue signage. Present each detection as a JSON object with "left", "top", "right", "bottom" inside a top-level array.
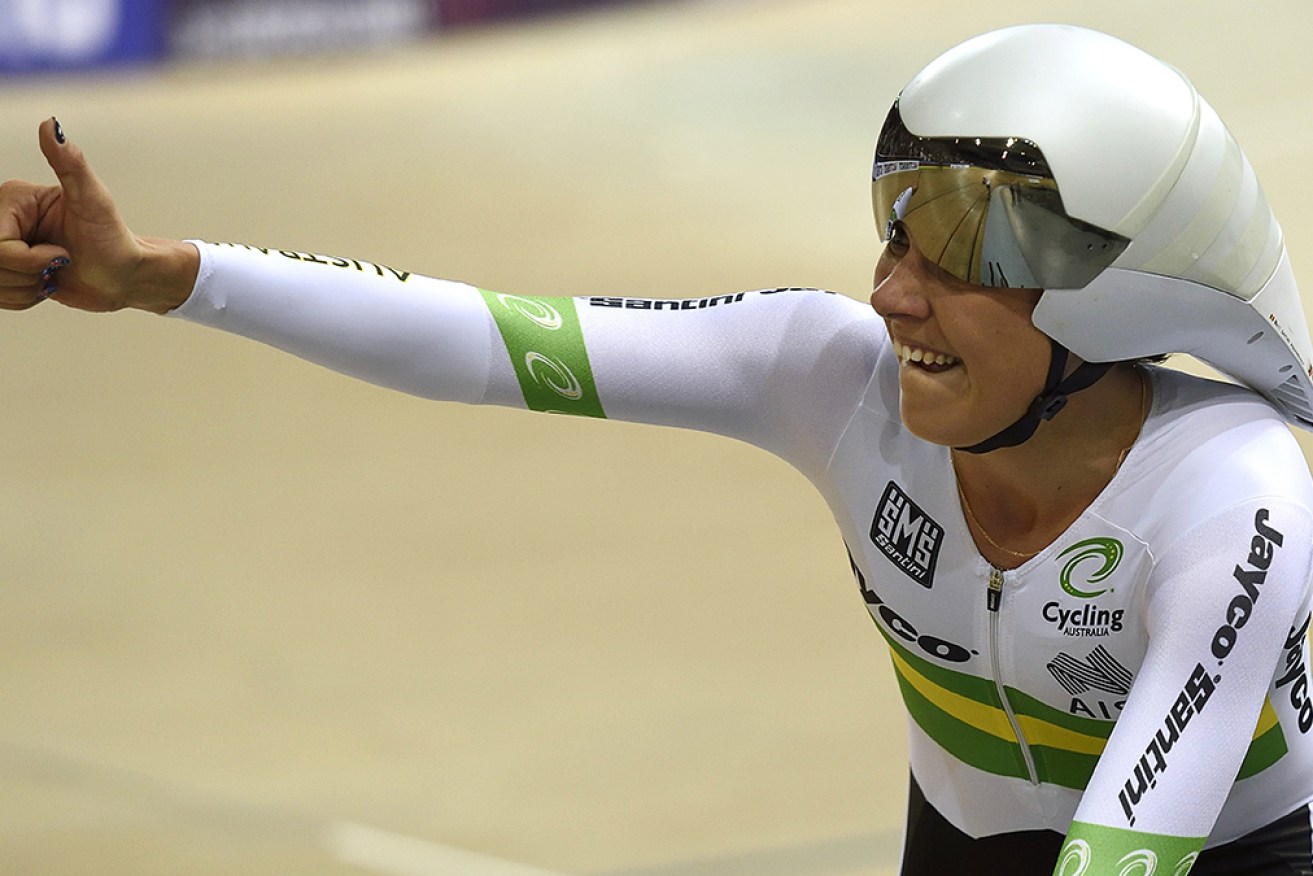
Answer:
[{"left": 0, "top": 0, "right": 164, "bottom": 73}]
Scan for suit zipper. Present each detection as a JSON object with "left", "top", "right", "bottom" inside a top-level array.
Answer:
[{"left": 987, "top": 565, "right": 1039, "bottom": 785}]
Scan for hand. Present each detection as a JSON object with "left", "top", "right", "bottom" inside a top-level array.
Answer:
[{"left": 0, "top": 118, "right": 197, "bottom": 314}]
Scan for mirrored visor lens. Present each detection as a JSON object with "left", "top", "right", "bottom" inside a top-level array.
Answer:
[{"left": 871, "top": 104, "right": 1129, "bottom": 289}]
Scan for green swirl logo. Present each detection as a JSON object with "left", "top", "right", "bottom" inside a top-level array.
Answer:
[
  {"left": 1116, "top": 850, "right": 1157, "bottom": 876},
  {"left": 496, "top": 294, "right": 563, "bottom": 330},
  {"left": 1058, "top": 537, "right": 1123, "bottom": 598},
  {"left": 1056, "top": 839, "right": 1091, "bottom": 876},
  {"left": 524, "top": 352, "right": 583, "bottom": 400}
]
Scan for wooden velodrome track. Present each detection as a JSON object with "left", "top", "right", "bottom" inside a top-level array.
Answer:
[{"left": 2, "top": 1, "right": 1312, "bottom": 873}]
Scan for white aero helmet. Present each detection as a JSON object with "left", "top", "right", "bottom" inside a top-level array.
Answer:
[{"left": 873, "top": 23, "right": 1313, "bottom": 434}]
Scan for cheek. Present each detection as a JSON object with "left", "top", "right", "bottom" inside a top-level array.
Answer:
[
  {"left": 978, "top": 326, "right": 1052, "bottom": 401},
  {"left": 1012, "top": 301, "right": 1052, "bottom": 387},
  {"left": 895, "top": 290, "right": 1051, "bottom": 444},
  {"left": 980, "top": 293, "right": 1047, "bottom": 369}
]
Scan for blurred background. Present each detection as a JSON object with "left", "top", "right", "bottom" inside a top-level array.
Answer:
[
  {"left": 2, "top": 1, "right": 1312, "bottom": 875},
  {"left": 1, "top": 0, "right": 631, "bottom": 71}
]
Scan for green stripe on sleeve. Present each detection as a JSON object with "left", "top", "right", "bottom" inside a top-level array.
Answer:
[
  {"left": 480, "top": 290, "right": 606, "bottom": 418},
  {"left": 1054, "top": 821, "right": 1205, "bottom": 876}
]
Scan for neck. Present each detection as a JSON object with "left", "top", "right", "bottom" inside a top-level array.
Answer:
[{"left": 951, "top": 362, "right": 1149, "bottom": 566}]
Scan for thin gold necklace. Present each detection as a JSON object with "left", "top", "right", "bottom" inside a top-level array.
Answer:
[
  {"left": 954, "top": 369, "right": 1149, "bottom": 562},
  {"left": 955, "top": 475, "right": 1043, "bottom": 560}
]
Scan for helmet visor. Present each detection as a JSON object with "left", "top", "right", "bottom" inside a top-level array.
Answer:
[{"left": 872, "top": 102, "right": 1130, "bottom": 289}]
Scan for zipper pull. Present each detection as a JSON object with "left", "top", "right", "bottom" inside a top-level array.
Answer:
[{"left": 987, "top": 567, "right": 1004, "bottom": 612}]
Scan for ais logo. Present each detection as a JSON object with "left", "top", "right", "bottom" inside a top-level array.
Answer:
[
  {"left": 870, "top": 481, "right": 943, "bottom": 589},
  {"left": 1047, "top": 646, "right": 1132, "bottom": 719}
]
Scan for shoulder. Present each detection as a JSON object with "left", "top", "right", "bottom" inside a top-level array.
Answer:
[
  {"left": 581, "top": 286, "right": 873, "bottom": 321},
  {"left": 744, "top": 288, "right": 886, "bottom": 356},
  {"left": 1110, "top": 366, "right": 1313, "bottom": 547},
  {"left": 758, "top": 287, "right": 887, "bottom": 356},
  {"left": 577, "top": 286, "right": 887, "bottom": 363},
  {"left": 1144, "top": 366, "right": 1308, "bottom": 490}
]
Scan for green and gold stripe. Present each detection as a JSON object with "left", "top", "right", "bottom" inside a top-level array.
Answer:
[
  {"left": 874, "top": 620, "right": 1285, "bottom": 787},
  {"left": 1237, "top": 699, "right": 1286, "bottom": 779},
  {"left": 881, "top": 626, "right": 1108, "bottom": 787}
]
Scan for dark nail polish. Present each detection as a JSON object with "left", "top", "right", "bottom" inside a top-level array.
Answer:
[
  {"left": 53, "top": 117, "right": 65, "bottom": 145},
  {"left": 42, "top": 256, "right": 70, "bottom": 282}
]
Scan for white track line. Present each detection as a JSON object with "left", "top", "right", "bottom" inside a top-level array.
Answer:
[{"left": 325, "top": 821, "right": 572, "bottom": 876}]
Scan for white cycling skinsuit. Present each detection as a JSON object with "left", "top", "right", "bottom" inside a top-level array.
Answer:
[{"left": 170, "top": 241, "right": 1313, "bottom": 875}]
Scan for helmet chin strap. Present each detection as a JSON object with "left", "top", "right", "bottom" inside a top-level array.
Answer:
[{"left": 956, "top": 338, "right": 1114, "bottom": 454}]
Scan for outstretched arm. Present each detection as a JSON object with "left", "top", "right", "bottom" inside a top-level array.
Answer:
[
  {"left": 0, "top": 118, "right": 197, "bottom": 315},
  {"left": 0, "top": 118, "right": 880, "bottom": 475}
]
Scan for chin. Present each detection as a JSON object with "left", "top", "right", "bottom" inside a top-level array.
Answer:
[
  {"left": 899, "top": 404, "right": 961, "bottom": 447},
  {"left": 899, "top": 399, "right": 1008, "bottom": 449}
]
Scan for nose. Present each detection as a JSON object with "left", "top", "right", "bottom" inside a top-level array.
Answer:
[{"left": 870, "top": 249, "right": 933, "bottom": 321}]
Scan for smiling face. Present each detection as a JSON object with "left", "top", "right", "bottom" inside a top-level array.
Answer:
[{"left": 871, "top": 224, "right": 1051, "bottom": 447}]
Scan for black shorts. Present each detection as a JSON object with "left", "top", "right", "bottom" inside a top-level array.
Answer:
[{"left": 899, "top": 774, "right": 1312, "bottom": 875}]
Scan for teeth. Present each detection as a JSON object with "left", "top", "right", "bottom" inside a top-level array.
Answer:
[{"left": 894, "top": 341, "right": 959, "bottom": 367}]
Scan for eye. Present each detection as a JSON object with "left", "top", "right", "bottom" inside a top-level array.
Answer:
[{"left": 885, "top": 220, "right": 910, "bottom": 257}]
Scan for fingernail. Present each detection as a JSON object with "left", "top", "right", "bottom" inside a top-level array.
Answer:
[
  {"left": 52, "top": 117, "right": 65, "bottom": 145},
  {"left": 41, "top": 257, "right": 69, "bottom": 282}
]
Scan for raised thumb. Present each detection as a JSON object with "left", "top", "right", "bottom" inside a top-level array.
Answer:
[{"left": 38, "top": 117, "right": 113, "bottom": 211}]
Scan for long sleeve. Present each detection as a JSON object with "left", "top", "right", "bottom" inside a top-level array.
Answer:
[
  {"left": 169, "top": 241, "right": 881, "bottom": 478},
  {"left": 1053, "top": 499, "right": 1313, "bottom": 875}
]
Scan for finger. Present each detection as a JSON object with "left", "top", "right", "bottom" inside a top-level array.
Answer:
[
  {"left": 0, "top": 238, "right": 69, "bottom": 273},
  {"left": 38, "top": 117, "right": 114, "bottom": 215},
  {"left": 0, "top": 281, "right": 45, "bottom": 310},
  {"left": 0, "top": 265, "right": 45, "bottom": 287}
]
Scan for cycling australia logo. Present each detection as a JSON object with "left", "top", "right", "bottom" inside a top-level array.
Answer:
[
  {"left": 1059, "top": 537, "right": 1121, "bottom": 597},
  {"left": 1043, "top": 537, "right": 1125, "bottom": 638},
  {"left": 869, "top": 481, "right": 943, "bottom": 589}
]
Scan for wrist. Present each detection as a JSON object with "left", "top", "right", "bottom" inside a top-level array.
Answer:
[{"left": 131, "top": 238, "right": 200, "bottom": 314}]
